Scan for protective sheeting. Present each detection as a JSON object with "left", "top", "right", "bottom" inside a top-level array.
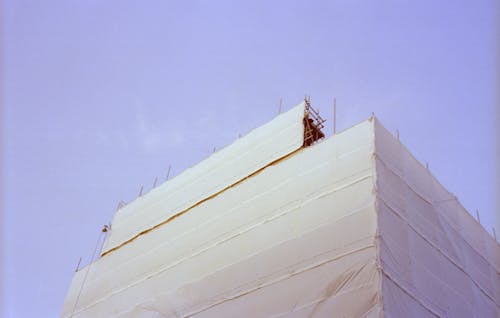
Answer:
[
  {"left": 101, "top": 101, "right": 306, "bottom": 254},
  {"left": 61, "top": 119, "right": 380, "bottom": 318},
  {"left": 374, "top": 119, "right": 500, "bottom": 318},
  {"left": 62, "top": 114, "right": 500, "bottom": 318}
]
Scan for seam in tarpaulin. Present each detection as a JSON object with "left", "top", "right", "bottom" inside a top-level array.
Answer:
[
  {"left": 301, "top": 275, "right": 378, "bottom": 318},
  {"left": 378, "top": 197, "right": 500, "bottom": 308},
  {"left": 375, "top": 155, "right": 500, "bottom": 274},
  {"left": 124, "top": 283, "right": 381, "bottom": 318},
  {"left": 110, "top": 245, "right": 376, "bottom": 318},
  {"left": 101, "top": 147, "right": 305, "bottom": 257},
  {"left": 78, "top": 169, "right": 375, "bottom": 295},
  {"left": 187, "top": 237, "right": 375, "bottom": 309},
  {"left": 76, "top": 201, "right": 376, "bottom": 316},
  {"left": 380, "top": 179, "right": 499, "bottom": 278},
  {"left": 381, "top": 270, "right": 440, "bottom": 318},
  {"left": 379, "top": 194, "right": 500, "bottom": 306},
  {"left": 379, "top": 240, "right": 451, "bottom": 316},
  {"left": 105, "top": 114, "right": 372, "bottom": 256},
  {"left": 70, "top": 190, "right": 372, "bottom": 313},
  {"left": 380, "top": 235, "right": 494, "bottom": 316},
  {"left": 374, "top": 118, "right": 450, "bottom": 201},
  {"left": 375, "top": 151, "right": 499, "bottom": 256},
  {"left": 126, "top": 305, "right": 169, "bottom": 318},
  {"left": 272, "top": 288, "right": 380, "bottom": 318},
  {"left": 304, "top": 260, "right": 376, "bottom": 314},
  {"left": 101, "top": 121, "right": 371, "bottom": 258},
  {"left": 102, "top": 103, "right": 309, "bottom": 254},
  {"left": 374, "top": 154, "right": 434, "bottom": 206},
  {"left": 78, "top": 168, "right": 373, "bottom": 290},
  {"left": 180, "top": 247, "right": 377, "bottom": 318},
  {"left": 375, "top": 124, "right": 498, "bottom": 245}
]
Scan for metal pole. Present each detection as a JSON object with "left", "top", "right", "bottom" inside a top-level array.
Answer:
[
  {"left": 166, "top": 165, "right": 171, "bottom": 181},
  {"left": 75, "top": 257, "right": 82, "bottom": 272}
]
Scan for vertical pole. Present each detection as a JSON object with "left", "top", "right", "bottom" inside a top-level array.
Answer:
[
  {"left": 475, "top": 209, "right": 481, "bottom": 224},
  {"left": 396, "top": 129, "right": 400, "bottom": 140},
  {"left": 75, "top": 257, "right": 82, "bottom": 272},
  {"left": 152, "top": 177, "right": 158, "bottom": 188},
  {"left": 333, "top": 97, "right": 337, "bottom": 135},
  {"left": 166, "top": 165, "right": 171, "bottom": 181},
  {"left": 493, "top": 227, "right": 497, "bottom": 241},
  {"left": 279, "top": 98, "right": 282, "bottom": 114},
  {"left": 138, "top": 185, "right": 144, "bottom": 197}
]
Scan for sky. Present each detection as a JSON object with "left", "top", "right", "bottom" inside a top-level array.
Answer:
[{"left": 1, "top": 1, "right": 499, "bottom": 317}]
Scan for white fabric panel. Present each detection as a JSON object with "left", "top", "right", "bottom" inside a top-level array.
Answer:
[
  {"left": 374, "top": 119, "right": 500, "bottom": 318},
  {"left": 177, "top": 251, "right": 382, "bottom": 318},
  {"left": 102, "top": 102, "right": 307, "bottom": 254},
  {"left": 381, "top": 275, "right": 438, "bottom": 318},
  {"left": 61, "top": 119, "right": 378, "bottom": 318}
]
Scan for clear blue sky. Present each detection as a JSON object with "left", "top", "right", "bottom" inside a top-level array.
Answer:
[{"left": 1, "top": 1, "right": 498, "bottom": 317}]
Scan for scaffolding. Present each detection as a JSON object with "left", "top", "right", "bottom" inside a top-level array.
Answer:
[{"left": 303, "top": 98, "right": 326, "bottom": 147}]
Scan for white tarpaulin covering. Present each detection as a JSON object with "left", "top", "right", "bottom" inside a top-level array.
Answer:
[
  {"left": 62, "top": 108, "right": 499, "bottom": 318},
  {"left": 374, "top": 120, "right": 500, "bottom": 318},
  {"left": 101, "top": 102, "right": 306, "bottom": 255}
]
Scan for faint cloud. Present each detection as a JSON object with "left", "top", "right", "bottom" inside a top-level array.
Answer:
[
  {"left": 134, "top": 103, "right": 185, "bottom": 153},
  {"left": 95, "top": 131, "right": 111, "bottom": 146},
  {"left": 167, "top": 130, "right": 183, "bottom": 146}
]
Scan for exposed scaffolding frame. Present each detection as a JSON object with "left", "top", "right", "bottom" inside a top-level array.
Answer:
[{"left": 303, "top": 97, "right": 326, "bottom": 147}]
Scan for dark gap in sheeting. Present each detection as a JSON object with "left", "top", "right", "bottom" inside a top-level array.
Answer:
[{"left": 303, "top": 99, "right": 326, "bottom": 147}]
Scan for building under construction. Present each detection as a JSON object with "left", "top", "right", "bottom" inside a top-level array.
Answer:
[{"left": 62, "top": 100, "right": 500, "bottom": 317}]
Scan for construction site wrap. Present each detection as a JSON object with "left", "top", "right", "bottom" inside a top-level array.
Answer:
[{"left": 61, "top": 106, "right": 499, "bottom": 318}]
